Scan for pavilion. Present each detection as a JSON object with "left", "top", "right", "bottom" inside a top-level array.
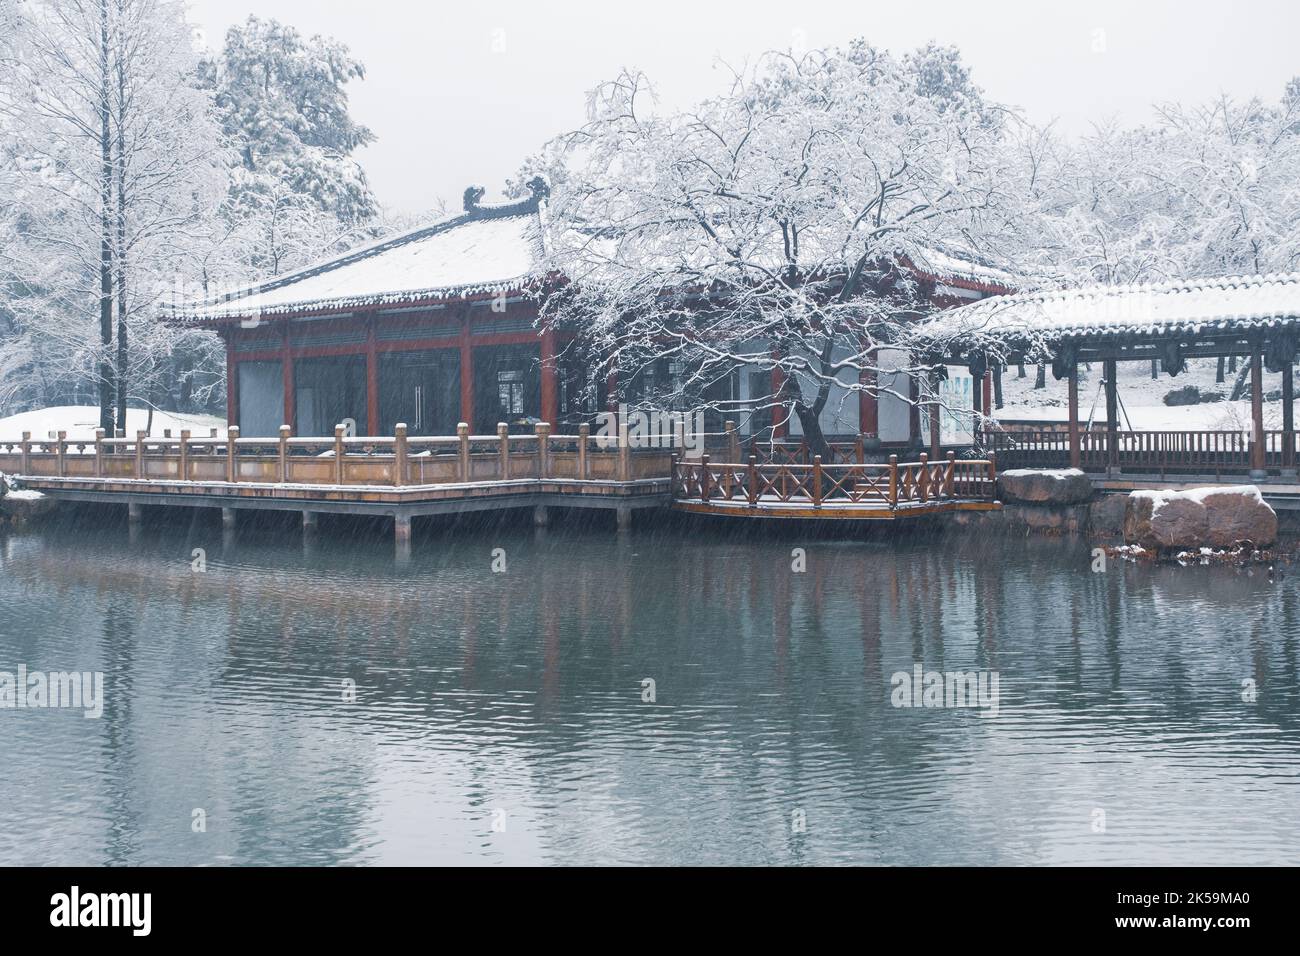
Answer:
[
  {"left": 922, "top": 273, "right": 1300, "bottom": 480},
  {"left": 172, "top": 179, "right": 1012, "bottom": 450}
]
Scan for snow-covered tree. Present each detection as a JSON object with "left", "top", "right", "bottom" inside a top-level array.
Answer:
[
  {"left": 1020, "top": 83, "right": 1300, "bottom": 286},
  {"left": 540, "top": 42, "right": 1025, "bottom": 457},
  {"left": 0, "top": 0, "right": 226, "bottom": 428},
  {"left": 1147, "top": 92, "right": 1300, "bottom": 276},
  {"left": 199, "top": 16, "right": 378, "bottom": 280}
]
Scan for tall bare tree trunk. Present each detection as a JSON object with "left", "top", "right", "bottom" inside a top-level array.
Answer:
[
  {"left": 98, "top": 0, "right": 115, "bottom": 433},
  {"left": 114, "top": 4, "right": 128, "bottom": 435}
]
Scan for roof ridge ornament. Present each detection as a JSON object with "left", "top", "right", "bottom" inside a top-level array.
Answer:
[{"left": 463, "top": 177, "right": 550, "bottom": 220}]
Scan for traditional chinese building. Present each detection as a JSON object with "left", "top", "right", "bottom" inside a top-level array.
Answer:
[
  {"left": 927, "top": 272, "right": 1300, "bottom": 478},
  {"left": 178, "top": 181, "right": 1011, "bottom": 446}
]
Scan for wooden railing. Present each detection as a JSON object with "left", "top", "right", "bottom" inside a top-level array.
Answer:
[
  {"left": 991, "top": 428, "right": 1295, "bottom": 477},
  {"left": 672, "top": 451, "right": 997, "bottom": 508},
  {"left": 0, "top": 421, "right": 674, "bottom": 489}
]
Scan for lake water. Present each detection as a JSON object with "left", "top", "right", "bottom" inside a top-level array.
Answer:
[{"left": 1, "top": 508, "right": 1298, "bottom": 865}]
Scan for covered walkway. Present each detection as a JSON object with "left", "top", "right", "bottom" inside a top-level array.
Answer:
[{"left": 923, "top": 272, "right": 1300, "bottom": 481}]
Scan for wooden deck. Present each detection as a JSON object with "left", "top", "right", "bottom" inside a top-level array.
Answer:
[
  {"left": 670, "top": 452, "right": 1001, "bottom": 519},
  {"left": 0, "top": 421, "right": 1007, "bottom": 531},
  {"left": 0, "top": 422, "right": 672, "bottom": 535}
]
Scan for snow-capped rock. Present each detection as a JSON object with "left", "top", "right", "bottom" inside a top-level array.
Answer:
[
  {"left": 1123, "top": 485, "right": 1277, "bottom": 550},
  {"left": 997, "top": 468, "right": 1093, "bottom": 504}
]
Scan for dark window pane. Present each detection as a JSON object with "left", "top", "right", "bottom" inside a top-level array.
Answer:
[
  {"left": 472, "top": 344, "right": 540, "bottom": 432},
  {"left": 748, "top": 370, "right": 773, "bottom": 437},
  {"left": 237, "top": 361, "right": 284, "bottom": 438},
  {"left": 294, "top": 355, "right": 367, "bottom": 437}
]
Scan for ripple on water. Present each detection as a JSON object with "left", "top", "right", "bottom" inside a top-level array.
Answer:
[{"left": 0, "top": 522, "right": 1297, "bottom": 864}]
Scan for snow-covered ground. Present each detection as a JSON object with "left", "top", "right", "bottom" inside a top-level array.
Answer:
[
  {"left": 0, "top": 405, "right": 225, "bottom": 440},
  {"left": 995, "top": 358, "right": 1295, "bottom": 430}
]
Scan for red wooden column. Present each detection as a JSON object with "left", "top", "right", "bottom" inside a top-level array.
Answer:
[
  {"left": 281, "top": 321, "right": 295, "bottom": 433},
  {"left": 225, "top": 333, "right": 239, "bottom": 429},
  {"left": 1067, "top": 361, "right": 1080, "bottom": 469},
  {"left": 540, "top": 320, "right": 559, "bottom": 426},
  {"left": 365, "top": 317, "right": 380, "bottom": 436},
  {"left": 928, "top": 371, "right": 941, "bottom": 459},
  {"left": 1104, "top": 358, "right": 1118, "bottom": 473},
  {"left": 1250, "top": 339, "right": 1266, "bottom": 475},
  {"left": 459, "top": 307, "right": 474, "bottom": 429}
]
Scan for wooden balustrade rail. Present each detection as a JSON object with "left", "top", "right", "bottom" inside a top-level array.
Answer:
[
  {"left": 671, "top": 451, "right": 997, "bottom": 508},
  {"left": 991, "top": 428, "right": 1294, "bottom": 477},
  {"left": 0, "top": 422, "right": 674, "bottom": 489}
]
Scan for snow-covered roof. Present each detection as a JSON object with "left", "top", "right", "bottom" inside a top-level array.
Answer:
[
  {"left": 173, "top": 178, "right": 1012, "bottom": 324},
  {"left": 921, "top": 272, "right": 1300, "bottom": 344},
  {"left": 176, "top": 193, "right": 548, "bottom": 322},
  {"left": 906, "top": 247, "right": 1016, "bottom": 291}
]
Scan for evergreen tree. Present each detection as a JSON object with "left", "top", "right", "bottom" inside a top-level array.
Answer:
[{"left": 200, "top": 16, "right": 378, "bottom": 278}]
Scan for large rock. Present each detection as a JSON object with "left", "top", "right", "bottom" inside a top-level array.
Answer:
[
  {"left": 1200, "top": 488, "right": 1279, "bottom": 547},
  {"left": 1123, "top": 486, "right": 1277, "bottom": 550},
  {"left": 0, "top": 488, "right": 58, "bottom": 523},
  {"left": 997, "top": 468, "right": 1093, "bottom": 505},
  {"left": 1002, "top": 502, "right": 1088, "bottom": 533},
  {"left": 1088, "top": 494, "right": 1128, "bottom": 536}
]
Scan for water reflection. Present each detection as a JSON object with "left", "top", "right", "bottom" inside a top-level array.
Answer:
[{"left": 0, "top": 509, "right": 1297, "bottom": 865}]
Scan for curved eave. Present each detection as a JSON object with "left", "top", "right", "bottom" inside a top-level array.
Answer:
[
  {"left": 921, "top": 272, "right": 1015, "bottom": 296},
  {"left": 167, "top": 274, "right": 556, "bottom": 328},
  {"left": 919, "top": 314, "right": 1300, "bottom": 362},
  {"left": 900, "top": 255, "right": 1018, "bottom": 296},
  {"left": 1008, "top": 313, "right": 1300, "bottom": 344}
]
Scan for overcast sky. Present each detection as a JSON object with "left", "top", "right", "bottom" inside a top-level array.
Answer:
[{"left": 188, "top": 0, "right": 1300, "bottom": 216}]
